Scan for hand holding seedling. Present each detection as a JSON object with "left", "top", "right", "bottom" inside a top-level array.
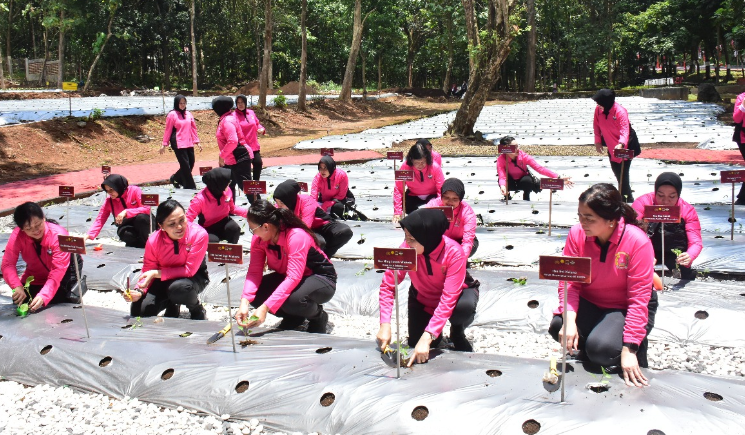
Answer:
[
  {"left": 376, "top": 323, "right": 392, "bottom": 351},
  {"left": 115, "top": 210, "right": 127, "bottom": 225},
  {"left": 557, "top": 311, "right": 579, "bottom": 351},
  {"left": 621, "top": 346, "right": 649, "bottom": 387},
  {"left": 407, "top": 332, "right": 433, "bottom": 367},
  {"left": 562, "top": 176, "right": 574, "bottom": 188},
  {"left": 672, "top": 249, "right": 691, "bottom": 267},
  {"left": 12, "top": 276, "right": 35, "bottom": 305},
  {"left": 236, "top": 299, "right": 266, "bottom": 328}
]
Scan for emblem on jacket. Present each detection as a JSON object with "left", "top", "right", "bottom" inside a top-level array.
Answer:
[
  {"left": 615, "top": 252, "right": 629, "bottom": 269},
  {"left": 131, "top": 200, "right": 137, "bottom": 205},
  {"left": 47, "top": 248, "right": 53, "bottom": 255}
]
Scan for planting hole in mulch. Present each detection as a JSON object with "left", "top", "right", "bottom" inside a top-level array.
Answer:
[
  {"left": 376, "top": 269, "right": 384, "bottom": 273},
  {"left": 535, "top": 230, "right": 545, "bottom": 234},
  {"left": 73, "top": 305, "right": 82, "bottom": 309},
  {"left": 712, "top": 188, "right": 719, "bottom": 191},
  {"left": 411, "top": 406, "right": 429, "bottom": 421},
  {"left": 715, "top": 235, "right": 724, "bottom": 239},
  {"left": 357, "top": 239, "right": 365, "bottom": 244},
  {"left": 121, "top": 325, "right": 133, "bottom": 329},
  {"left": 647, "top": 430, "right": 666, "bottom": 435},
  {"left": 235, "top": 381, "right": 250, "bottom": 394},
  {"left": 479, "top": 190, "right": 485, "bottom": 194},
  {"left": 704, "top": 392, "right": 723, "bottom": 401},
  {"left": 522, "top": 419, "right": 541, "bottom": 434},
  {"left": 316, "top": 347, "right": 332, "bottom": 354},
  {"left": 740, "top": 293, "right": 745, "bottom": 297},
  {"left": 161, "top": 369, "right": 175, "bottom": 380},
  {"left": 587, "top": 383, "right": 610, "bottom": 393},
  {"left": 97, "top": 264, "right": 106, "bottom": 268},
  {"left": 179, "top": 332, "right": 192, "bottom": 337},
  {"left": 694, "top": 311, "right": 709, "bottom": 320},
  {"left": 240, "top": 340, "right": 259, "bottom": 347},
  {"left": 0, "top": 335, "right": 3, "bottom": 340},
  {"left": 99, "top": 356, "right": 113, "bottom": 367},
  {"left": 527, "top": 300, "right": 539, "bottom": 309},
  {"left": 320, "top": 392, "right": 336, "bottom": 407},
  {"left": 40, "top": 345, "right": 53, "bottom": 355},
  {"left": 486, "top": 370, "right": 502, "bottom": 377},
  {"left": 729, "top": 217, "right": 737, "bottom": 223},
  {"left": 505, "top": 245, "right": 514, "bottom": 250},
  {"left": 531, "top": 210, "right": 539, "bottom": 215},
  {"left": 488, "top": 209, "right": 495, "bottom": 213},
  {"left": 61, "top": 319, "right": 73, "bottom": 324}
]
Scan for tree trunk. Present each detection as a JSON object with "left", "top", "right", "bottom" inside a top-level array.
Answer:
[
  {"left": 31, "top": 13, "right": 37, "bottom": 59},
  {"left": 340, "top": 0, "right": 365, "bottom": 102},
  {"left": 6, "top": 0, "right": 12, "bottom": 75},
  {"left": 523, "top": 0, "right": 536, "bottom": 92},
  {"left": 361, "top": 49, "right": 367, "bottom": 99},
  {"left": 190, "top": 0, "right": 198, "bottom": 96},
  {"left": 461, "top": 0, "right": 479, "bottom": 76},
  {"left": 442, "top": 16, "right": 453, "bottom": 93},
  {"left": 297, "top": 0, "right": 308, "bottom": 111},
  {"left": 82, "top": 9, "right": 115, "bottom": 92},
  {"left": 0, "top": 41, "right": 5, "bottom": 90},
  {"left": 377, "top": 54, "right": 382, "bottom": 91},
  {"left": 58, "top": 9, "right": 65, "bottom": 85},
  {"left": 40, "top": 28, "right": 49, "bottom": 86},
  {"left": 259, "top": 0, "right": 273, "bottom": 107}
]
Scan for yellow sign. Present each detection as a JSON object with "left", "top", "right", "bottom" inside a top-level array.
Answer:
[{"left": 62, "top": 82, "right": 78, "bottom": 91}]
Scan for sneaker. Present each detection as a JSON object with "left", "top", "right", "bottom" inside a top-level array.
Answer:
[
  {"left": 170, "top": 175, "right": 180, "bottom": 189},
  {"left": 164, "top": 303, "right": 181, "bottom": 318},
  {"left": 449, "top": 325, "right": 473, "bottom": 352},
  {"left": 277, "top": 315, "right": 305, "bottom": 330},
  {"left": 189, "top": 305, "right": 206, "bottom": 320},
  {"left": 307, "top": 309, "right": 329, "bottom": 334}
]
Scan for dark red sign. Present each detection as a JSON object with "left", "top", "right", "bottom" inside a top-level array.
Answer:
[
  {"left": 58, "top": 186, "right": 75, "bottom": 198},
  {"left": 540, "top": 178, "right": 565, "bottom": 190},
  {"left": 207, "top": 243, "right": 243, "bottom": 264},
  {"left": 498, "top": 144, "right": 518, "bottom": 154},
  {"left": 101, "top": 165, "right": 111, "bottom": 174},
  {"left": 721, "top": 170, "right": 745, "bottom": 183},
  {"left": 58, "top": 235, "right": 86, "bottom": 255},
  {"left": 395, "top": 170, "right": 414, "bottom": 181},
  {"left": 538, "top": 256, "right": 592, "bottom": 283},
  {"left": 199, "top": 166, "right": 213, "bottom": 176},
  {"left": 320, "top": 148, "right": 334, "bottom": 156},
  {"left": 298, "top": 182, "right": 309, "bottom": 192},
  {"left": 644, "top": 205, "right": 681, "bottom": 223},
  {"left": 373, "top": 247, "right": 417, "bottom": 271},
  {"left": 242, "top": 180, "right": 267, "bottom": 194},
  {"left": 387, "top": 151, "right": 404, "bottom": 160},
  {"left": 141, "top": 194, "right": 160, "bottom": 207},
  {"left": 429, "top": 206, "right": 454, "bottom": 222},
  {"left": 613, "top": 148, "right": 634, "bottom": 160}
]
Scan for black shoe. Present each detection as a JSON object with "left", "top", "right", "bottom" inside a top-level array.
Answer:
[
  {"left": 307, "top": 309, "right": 329, "bottom": 334},
  {"left": 449, "top": 325, "right": 473, "bottom": 352},
  {"left": 189, "top": 305, "right": 206, "bottom": 320},
  {"left": 164, "top": 303, "right": 181, "bottom": 318},
  {"left": 170, "top": 175, "right": 180, "bottom": 189},
  {"left": 277, "top": 315, "right": 305, "bottom": 330}
]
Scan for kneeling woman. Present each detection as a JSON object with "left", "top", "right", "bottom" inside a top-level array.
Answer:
[
  {"left": 274, "top": 180, "right": 353, "bottom": 258},
  {"left": 125, "top": 200, "right": 209, "bottom": 320},
  {"left": 186, "top": 167, "right": 247, "bottom": 244},
  {"left": 497, "top": 136, "right": 570, "bottom": 201},
  {"left": 84, "top": 174, "right": 153, "bottom": 248},
  {"left": 311, "top": 155, "right": 355, "bottom": 218},
  {"left": 235, "top": 200, "right": 337, "bottom": 333},
  {"left": 549, "top": 183, "right": 657, "bottom": 387},
  {"left": 376, "top": 208, "right": 480, "bottom": 366},
  {"left": 425, "top": 178, "right": 478, "bottom": 258},
  {"left": 2, "top": 202, "right": 84, "bottom": 311},
  {"left": 393, "top": 142, "right": 445, "bottom": 223}
]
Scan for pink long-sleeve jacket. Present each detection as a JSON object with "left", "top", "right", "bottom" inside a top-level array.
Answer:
[
  {"left": 393, "top": 162, "right": 445, "bottom": 216},
  {"left": 1, "top": 222, "right": 72, "bottom": 306},
  {"left": 162, "top": 110, "right": 200, "bottom": 148},
  {"left": 431, "top": 150, "right": 443, "bottom": 167},
  {"left": 186, "top": 188, "right": 247, "bottom": 228},
  {"left": 311, "top": 169, "right": 349, "bottom": 212},
  {"left": 632, "top": 193, "right": 703, "bottom": 262},
  {"left": 556, "top": 219, "right": 655, "bottom": 345},
  {"left": 593, "top": 102, "right": 631, "bottom": 164},
  {"left": 379, "top": 237, "right": 467, "bottom": 338},
  {"left": 291, "top": 194, "right": 329, "bottom": 230},
  {"left": 234, "top": 108, "right": 264, "bottom": 152},
  {"left": 496, "top": 150, "right": 559, "bottom": 187},
  {"left": 216, "top": 112, "right": 253, "bottom": 165},
  {"left": 139, "top": 221, "right": 208, "bottom": 294},
  {"left": 425, "top": 197, "right": 477, "bottom": 257},
  {"left": 87, "top": 186, "right": 151, "bottom": 239},
  {"left": 734, "top": 92, "right": 745, "bottom": 143}
]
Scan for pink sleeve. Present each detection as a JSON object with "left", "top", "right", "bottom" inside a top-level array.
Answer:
[
  {"left": 162, "top": 112, "right": 175, "bottom": 146},
  {"left": 125, "top": 187, "right": 151, "bottom": 219},
  {"left": 138, "top": 236, "right": 159, "bottom": 294},
  {"left": 1, "top": 228, "right": 23, "bottom": 289},
  {"left": 379, "top": 241, "right": 409, "bottom": 324},
  {"left": 333, "top": 171, "right": 349, "bottom": 202},
  {"left": 558, "top": 226, "right": 583, "bottom": 313},
  {"left": 617, "top": 108, "right": 630, "bottom": 147},
  {"left": 299, "top": 197, "right": 315, "bottom": 228},
  {"left": 38, "top": 234, "right": 71, "bottom": 305},
  {"left": 460, "top": 205, "right": 477, "bottom": 257},
  {"left": 185, "top": 194, "right": 202, "bottom": 223},
  {"left": 593, "top": 108, "right": 602, "bottom": 144},
  {"left": 217, "top": 121, "right": 239, "bottom": 161},
  {"left": 631, "top": 197, "right": 645, "bottom": 220},
  {"left": 242, "top": 237, "right": 266, "bottom": 301},
  {"left": 525, "top": 154, "right": 559, "bottom": 179},
  {"left": 230, "top": 201, "right": 248, "bottom": 219},
  {"left": 432, "top": 165, "right": 445, "bottom": 198},
  {"left": 622, "top": 234, "right": 655, "bottom": 345},
  {"left": 393, "top": 179, "right": 404, "bottom": 215},
  {"left": 190, "top": 113, "right": 200, "bottom": 144},
  {"left": 496, "top": 155, "right": 507, "bottom": 187},
  {"left": 425, "top": 247, "right": 466, "bottom": 337},
  {"left": 310, "top": 174, "right": 321, "bottom": 204},
  {"left": 734, "top": 93, "right": 745, "bottom": 124},
  {"left": 263, "top": 231, "right": 309, "bottom": 313},
  {"left": 160, "top": 228, "right": 208, "bottom": 281},
  {"left": 87, "top": 198, "right": 113, "bottom": 239},
  {"left": 684, "top": 205, "right": 703, "bottom": 261}
]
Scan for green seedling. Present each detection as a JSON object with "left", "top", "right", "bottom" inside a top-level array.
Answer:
[
  {"left": 600, "top": 366, "right": 613, "bottom": 385},
  {"left": 355, "top": 263, "right": 372, "bottom": 276},
  {"left": 671, "top": 249, "right": 683, "bottom": 271},
  {"left": 15, "top": 276, "right": 35, "bottom": 317},
  {"left": 511, "top": 276, "right": 528, "bottom": 286},
  {"left": 130, "top": 317, "right": 143, "bottom": 330},
  {"left": 384, "top": 341, "right": 412, "bottom": 366},
  {"left": 249, "top": 315, "right": 260, "bottom": 321}
]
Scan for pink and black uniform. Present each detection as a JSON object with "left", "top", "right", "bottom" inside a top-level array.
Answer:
[
  {"left": 212, "top": 96, "right": 254, "bottom": 201},
  {"left": 632, "top": 172, "right": 702, "bottom": 280},
  {"left": 186, "top": 167, "right": 248, "bottom": 244},
  {"left": 87, "top": 174, "right": 153, "bottom": 248},
  {"left": 379, "top": 208, "right": 479, "bottom": 351},
  {"left": 425, "top": 178, "right": 478, "bottom": 258},
  {"left": 732, "top": 92, "right": 745, "bottom": 204},
  {"left": 274, "top": 180, "right": 353, "bottom": 258},
  {"left": 311, "top": 156, "right": 355, "bottom": 218},
  {"left": 162, "top": 95, "right": 200, "bottom": 189},
  {"left": 496, "top": 148, "right": 559, "bottom": 201},
  {"left": 393, "top": 162, "right": 445, "bottom": 216},
  {"left": 592, "top": 89, "right": 635, "bottom": 202},
  {"left": 234, "top": 94, "right": 264, "bottom": 189}
]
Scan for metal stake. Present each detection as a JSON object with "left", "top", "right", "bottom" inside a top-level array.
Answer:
[
  {"left": 732, "top": 183, "right": 736, "bottom": 241},
  {"left": 548, "top": 190, "right": 553, "bottom": 236},
  {"left": 560, "top": 280, "right": 568, "bottom": 403},
  {"left": 224, "top": 264, "right": 237, "bottom": 353},
  {"left": 505, "top": 158, "right": 510, "bottom": 205},
  {"left": 661, "top": 222, "right": 665, "bottom": 289},
  {"left": 73, "top": 254, "right": 91, "bottom": 339},
  {"left": 66, "top": 198, "right": 70, "bottom": 232},
  {"left": 619, "top": 160, "right": 625, "bottom": 199},
  {"left": 401, "top": 181, "right": 407, "bottom": 220},
  {"left": 394, "top": 272, "right": 400, "bottom": 379}
]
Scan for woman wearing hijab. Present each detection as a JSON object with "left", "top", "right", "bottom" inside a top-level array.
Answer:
[
  {"left": 186, "top": 167, "right": 248, "bottom": 244},
  {"left": 311, "top": 155, "right": 355, "bottom": 219},
  {"left": 376, "top": 208, "right": 480, "bottom": 366},
  {"left": 161, "top": 95, "right": 201, "bottom": 190},
  {"left": 2, "top": 202, "right": 85, "bottom": 312},
  {"left": 234, "top": 94, "right": 266, "bottom": 202},
  {"left": 274, "top": 179, "right": 353, "bottom": 258},
  {"left": 425, "top": 178, "right": 478, "bottom": 258},
  {"left": 496, "top": 136, "right": 571, "bottom": 201},
  {"left": 392, "top": 142, "right": 445, "bottom": 223},
  {"left": 212, "top": 96, "right": 253, "bottom": 201},
  {"left": 125, "top": 200, "right": 209, "bottom": 320},
  {"left": 731, "top": 91, "right": 745, "bottom": 205},
  {"left": 632, "top": 172, "right": 702, "bottom": 280},
  {"left": 592, "top": 89, "right": 636, "bottom": 202},
  {"left": 235, "top": 200, "right": 337, "bottom": 333},
  {"left": 84, "top": 174, "right": 153, "bottom": 248}
]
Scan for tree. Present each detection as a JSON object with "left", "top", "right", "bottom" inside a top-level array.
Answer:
[
  {"left": 523, "top": 0, "right": 536, "bottom": 91},
  {"left": 82, "top": 1, "right": 118, "bottom": 92},
  {"left": 259, "top": 0, "right": 272, "bottom": 108},
  {"left": 190, "top": 0, "right": 197, "bottom": 96},
  {"left": 297, "top": 0, "right": 308, "bottom": 111},
  {"left": 339, "top": 0, "right": 373, "bottom": 102}
]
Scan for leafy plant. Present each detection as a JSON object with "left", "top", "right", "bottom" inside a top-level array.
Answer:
[
  {"left": 89, "top": 108, "right": 105, "bottom": 120},
  {"left": 273, "top": 91, "right": 287, "bottom": 108},
  {"left": 15, "top": 276, "right": 34, "bottom": 316},
  {"left": 511, "top": 276, "right": 528, "bottom": 286},
  {"left": 671, "top": 249, "right": 683, "bottom": 271},
  {"left": 130, "top": 317, "right": 143, "bottom": 330},
  {"left": 355, "top": 263, "right": 373, "bottom": 276}
]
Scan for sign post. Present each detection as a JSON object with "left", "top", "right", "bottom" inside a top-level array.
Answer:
[
  {"left": 320, "top": 148, "right": 335, "bottom": 157},
  {"left": 62, "top": 81, "right": 78, "bottom": 117},
  {"left": 428, "top": 206, "right": 454, "bottom": 222},
  {"left": 58, "top": 186, "right": 75, "bottom": 231},
  {"left": 540, "top": 178, "right": 565, "bottom": 236},
  {"left": 297, "top": 182, "right": 309, "bottom": 193},
  {"left": 374, "top": 247, "right": 417, "bottom": 379},
  {"left": 539, "top": 255, "right": 592, "bottom": 403},
  {"left": 613, "top": 148, "right": 634, "bottom": 199},
  {"left": 57, "top": 236, "right": 91, "bottom": 338},
  {"left": 101, "top": 165, "right": 111, "bottom": 179},
  {"left": 498, "top": 144, "right": 518, "bottom": 205},
  {"left": 207, "top": 243, "right": 244, "bottom": 353},
  {"left": 387, "top": 151, "right": 404, "bottom": 172},
  {"left": 721, "top": 170, "right": 745, "bottom": 240},
  {"left": 644, "top": 205, "right": 681, "bottom": 288},
  {"left": 394, "top": 170, "right": 414, "bottom": 220},
  {"left": 243, "top": 180, "right": 267, "bottom": 206},
  {"left": 199, "top": 166, "right": 213, "bottom": 177},
  {"left": 141, "top": 194, "right": 160, "bottom": 236}
]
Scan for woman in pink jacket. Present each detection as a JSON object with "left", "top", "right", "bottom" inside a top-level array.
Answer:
[
  {"left": 2, "top": 202, "right": 84, "bottom": 312},
  {"left": 425, "top": 178, "right": 478, "bottom": 258},
  {"left": 393, "top": 142, "right": 445, "bottom": 223},
  {"left": 274, "top": 180, "right": 353, "bottom": 258},
  {"left": 632, "top": 172, "right": 702, "bottom": 280},
  {"left": 125, "top": 200, "right": 209, "bottom": 320},
  {"left": 161, "top": 95, "right": 201, "bottom": 190},
  {"left": 84, "top": 174, "right": 153, "bottom": 248},
  {"left": 592, "top": 89, "right": 636, "bottom": 202},
  {"left": 549, "top": 183, "right": 657, "bottom": 387},
  {"left": 376, "top": 208, "right": 480, "bottom": 365},
  {"left": 235, "top": 94, "right": 265, "bottom": 203},
  {"left": 311, "top": 156, "right": 355, "bottom": 218},
  {"left": 732, "top": 91, "right": 745, "bottom": 205},
  {"left": 186, "top": 167, "right": 247, "bottom": 244},
  {"left": 235, "top": 200, "right": 337, "bottom": 333},
  {"left": 212, "top": 96, "right": 253, "bottom": 202},
  {"left": 416, "top": 138, "right": 442, "bottom": 168},
  {"left": 497, "top": 136, "right": 571, "bottom": 201}
]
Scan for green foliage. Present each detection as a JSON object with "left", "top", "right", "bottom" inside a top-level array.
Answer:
[
  {"left": 273, "top": 90, "right": 287, "bottom": 108},
  {"left": 89, "top": 108, "right": 105, "bottom": 120}
]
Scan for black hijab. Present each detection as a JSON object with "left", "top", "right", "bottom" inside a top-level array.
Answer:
[
  {"left": 592, "top": 89, "right": 616, "bottom": 116},
  {"left": 202, "top": 168, "right": 233, "bottom": 205},
  {"left": 319, "top": 156, "right": 337, "bottom": 189},
  {"left": 655, "top": 172, "right": 683, "bottom": 196},
  {"left": 235, "top": 94, "right": 248, "bottom": 116},
  {"left": 441, "top": 177, "right": 465, "bottom": 200},
  {"left": 173, "top": 95, "right": 187, "bottom": 118},
  {"left": 274, "top": 179, "right": 301, "bottom": 211},
  {"left": 400, "top": 208, "right": 449, "bottom": 275},
  {"left": 102, "top": 174, "right": 128, "bottom": 209},
  {"left": 212, "top": 96, "right": 234, "bottom": 118}
]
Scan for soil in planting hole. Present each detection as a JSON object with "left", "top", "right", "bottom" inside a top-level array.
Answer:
[
  {"left": 240, "top": 339, "right": 259, "bottom": 348},
  {"left": 73, "top": 305, "right": 82, "bottom": 309},
  {"left": 488, "top": 209, "right": 495, "bottom": 213},
  {"left": 694, "top": 311, "right": 709, "bottom": 320},
  {"left": 522, "top": 419, "right": 541, "bottom": 434},
  {"left": 235, "top": 381, "right": 250, "bottom": 394},
  {"left": 357, "top": 239, "right": 365, "bottom": 245},
  {"left": 99, "top": 356, "right": 113, "bottom": 367},
  {"left": 647, "top": 430, "right": 666, "bottom": 435},
  {"left": 61, "top": 319, "right": 73, "bottom": 324},
  {"left": 97, "top": 264, "right": 106, "bottom": 268},
  {"left": 715, "top": 235, "right": 724, "bottom": 239},
  {"left": 121, "top": 325, "right": 133, "bottom": 329},
  {"left": 587, "top": 383, "right": 610, "bottom": 393},
  {"left": 40, "top": 345, "right": 53, "bottom": 355},
  {"left": 411, "top": 406, "right": 429, "bottom": 421},
  {"left": 704, "top": 392, "right": 723, "bottom": 401},
  {"left": 527, "top": 300, "right": 539, "bottom": 309},
  {"left": 712, "top": 188, "right": 719, "bottom": 191},
  {"left": 740, "top": 293, "right": 745, "bottom": 297},
  {"left": 486, "top": 370, "right": 502, "bottom": 377},
  {"left": 505, "top": 245, "right": 514, "bottom": 250},
  {"left": 531, "top": 210, "right": 539, "bottom": 215},
  {"left": 320, "top": 392, "right": 336, "bottom": 407},
  {"left": 316, "top": 347, "right": 332, "bottom": 354},
  {"left": 161, "top": 369, "right": 175, "bottom": 380}
]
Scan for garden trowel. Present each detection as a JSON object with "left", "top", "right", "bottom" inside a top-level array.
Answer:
[{"left": 207, "top": 323, "right": 232, "bottom": 344}]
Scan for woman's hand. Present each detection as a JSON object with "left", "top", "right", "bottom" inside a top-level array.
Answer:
[
  {"left": 557, "top": 311, "right": 579, "bottom": 352},
  {"left": 123, "top": 288, "right": 142, "bottom": 303},
  {"left": 235, "top": 299, "right": 251, "bottom": 326},
  {"left": 218, "top": 157, "right": 225, "bottom": 167},
  {"left": 238, "top": 303, "right": 267, "bottom": 329},
  {"left": 11, "top": 286, "right": 25, "bottom": 305},
  {"left": 376, "top": 323, "right": 392, "bottom": 351},
  {"left": 159, "top": 146, "right": 167, "bottom": 155},
  {"left": 115, "top": 210, "right": 127, "bottom": 225},
  {"left": 29, "top": 295, "right": 45, "bottom": 312},
  {"left": 258, "top": 127, "right": 266, "bottom": 135},
  {"left": 135, "top": 270, "right": 159, "bottom": 291},
  {"left": 595, "top": 143, "right": 603, "bottom": 153},
  {"left": 392, "top": 214, "right": 401, "bottom": 224},
  {"left": 407, "top": 332, "right": 433, "bottom": 367},
  {"left": 196, "top": 143, "right": 202, "bottom": 152},
  {"left": 562, "top": 177, "right": 574, "bottom": 188},
  {"left": 621, "top": 346, "right": 649, "bottom": 387},
  {"left": 615, "top": 143, "right": 624, "bottom": 150},
  {"left": 676, "top": 252, "right": 692, "bottom": 267},
  {"left": 500, "top": 186, "right": 508, "bottom": 197}
]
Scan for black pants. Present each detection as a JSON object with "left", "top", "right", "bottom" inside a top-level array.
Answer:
[
  {"left": 314, "top": 221, "right": 354, "bottom": 257},
  {"left": 609, "top": 156, "right": 633, "bottom": 202},
  {"left": 26, "top": 254, "right": 85, "bottom": 305},
  {"left": 250, "top": 272, "right": 336, "bottom": 323},
  {"left": 404, "top": 192, "right": 437, "bottom": 215},
  {"left": 507, "top": 175, "right": 539, "bottom": 200},
  {"left": 170, "top": 144, "right": 197, "bottom": 189},
  {"left": 548, "top": 291, "right": 658, "bottom": 368},
  {"left": 737, "top": 141, "right": 745, "bottom": 203},
  {"left": 204, "top": 216, "right": 241, "bottom": 244},
  {"left": 117, "top": 213, "right": 154, "bottom": 248},
  {"left": 407, "top": 275, "right": 480, "bottom": 348},
  {"left": 225, "top": 160, "right": 253, "bottom": 203},
  {"left": 251, "top": 150, "right": 263, "bottom": 181},
  {"left": 130, "top": 273, "right": 208, "bottom": 317}
]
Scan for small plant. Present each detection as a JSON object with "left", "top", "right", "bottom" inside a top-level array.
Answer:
[
  {"left": 511, "top": 276, "right": 528, "bottom": 286},
  {"left": 274, "top": 91, "right": 287, "bottom": 108},
  {"left": 15, "top": 276, "right": 35, "bottom": 317},
  {"left": 130, "top": 317, "right": 143, "bottom": 330},
  {"left": 89, "top": 108, "right": 105, "bottom": 120},
  {"left": 384, "top": 341, "right": 412, "bottom": 366},
  {"left": 355, "top": 263, "right": 373, "bottom": 276},
  {"left": 357, "top": 233, "right": 366, "bottom": 245},
  {"left": 671, "top": 249, "right": 683, "bottom": 271},
  {"left": 600, "top": 366, "right": 613, "bottom": 385}
]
